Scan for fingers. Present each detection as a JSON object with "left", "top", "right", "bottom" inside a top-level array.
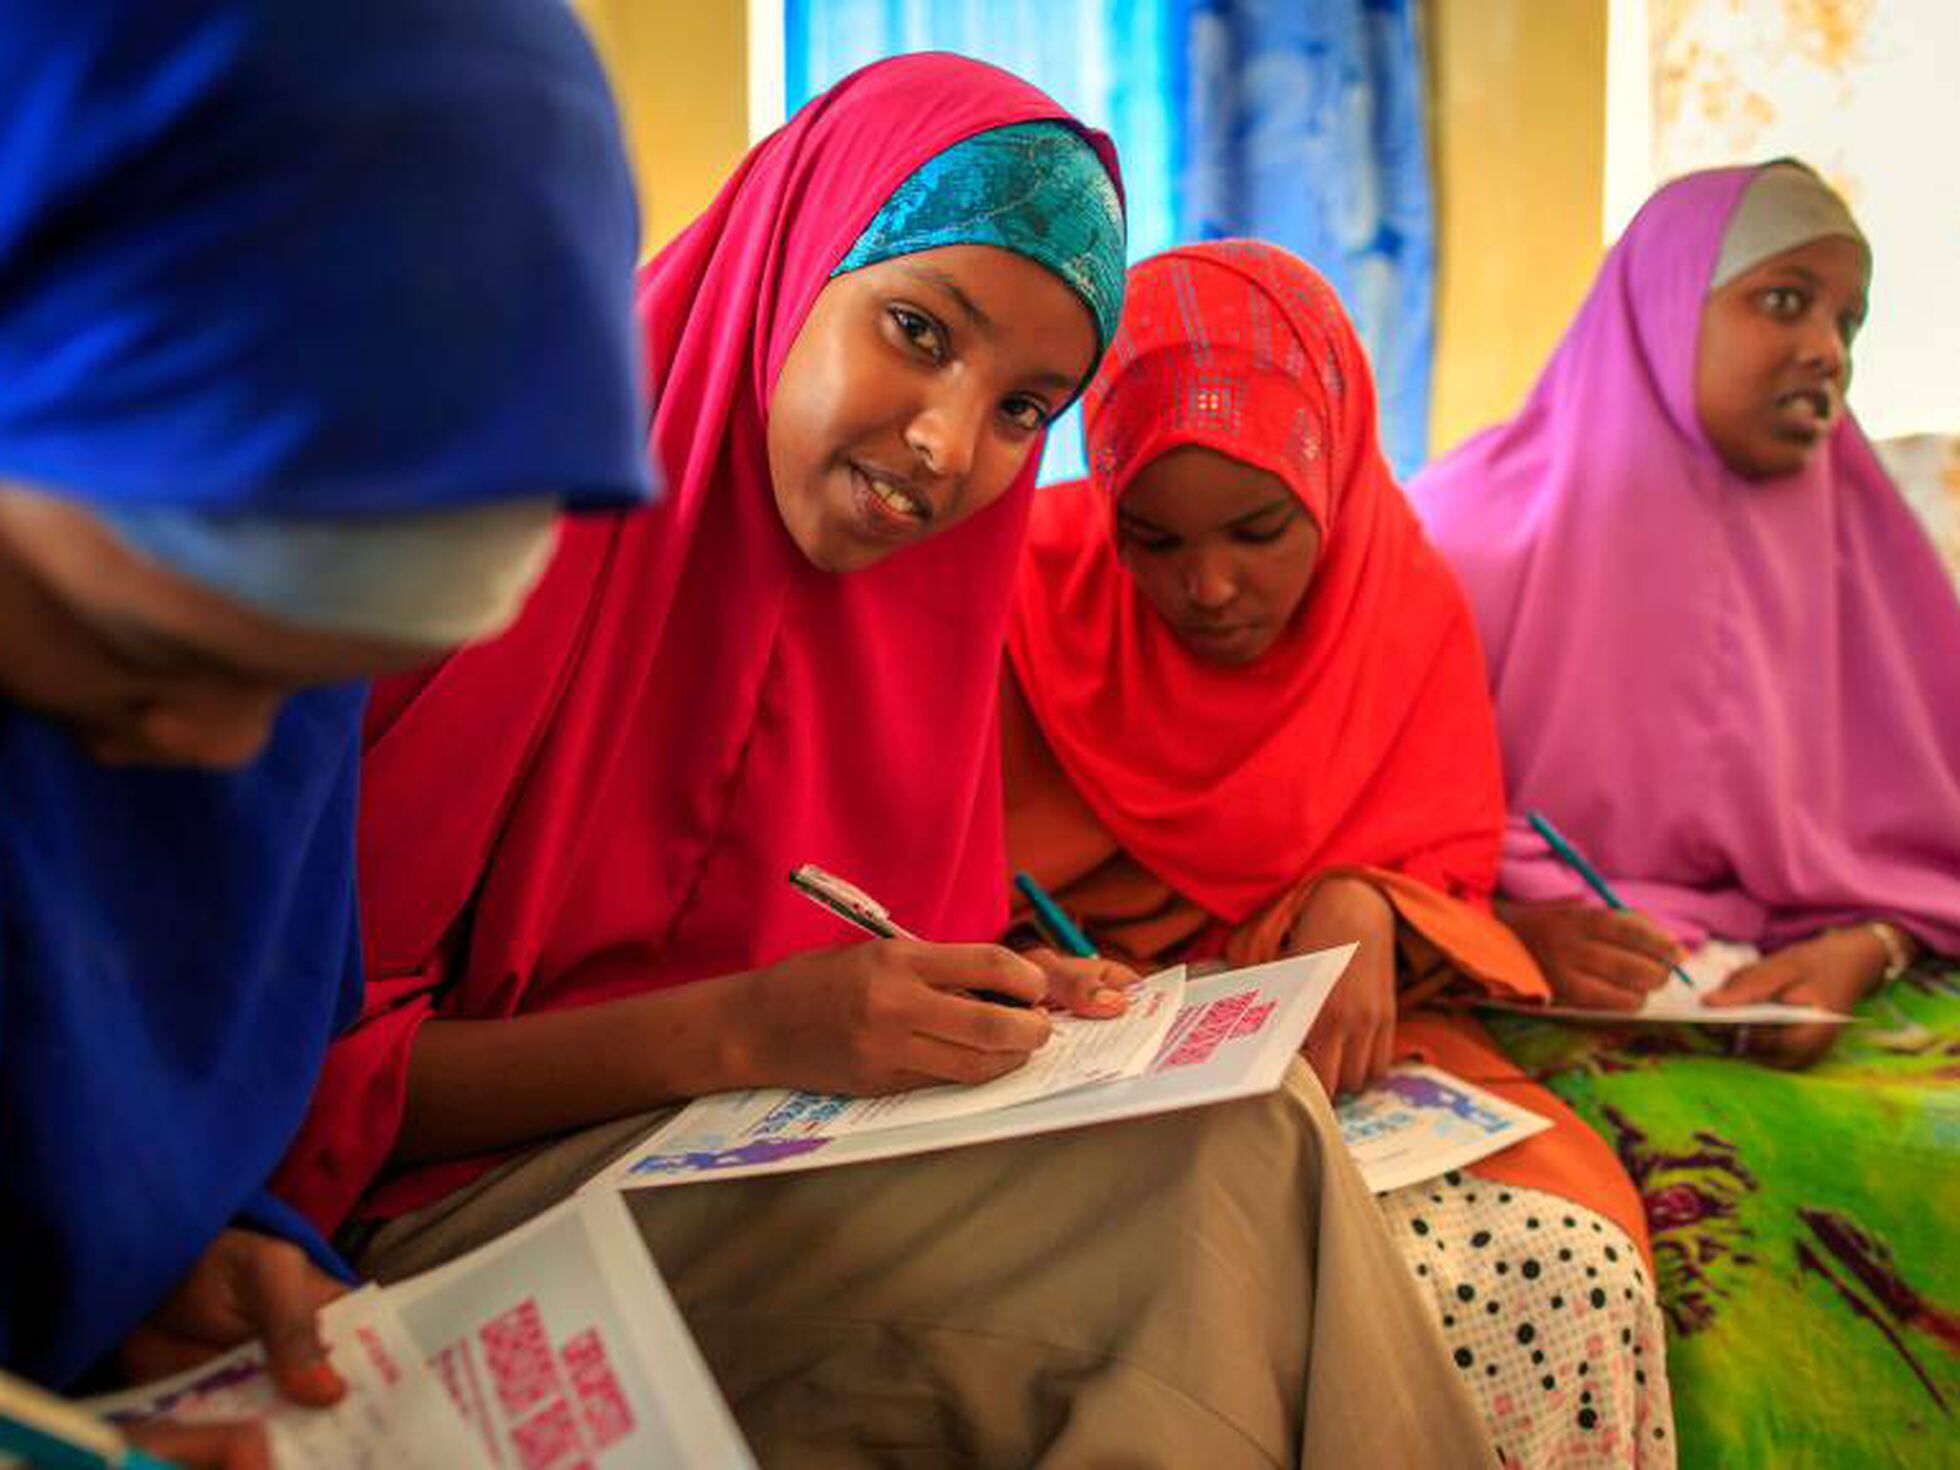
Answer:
[
  {"left": 1705, "top": 958, "right": 1796, "bottom": 1008},
  {"left": 1574, "top": 938, "right": 1674, "bottom": 994},
  {"left": 1339, "top": 1028, "right": 1376, "bottom": 1098},
  {"left": 1582, "top": 909, "right": 1686, "bottom": 967},
  {"left": 128, "top": 1420, "right": 274, "bottom": 1470},
  {"left": 908, "top": 984, "right": 1052, "bottom": 1056},
  {"left": 906, "top": 943, "right": 1048, "bottom": 1007},
  {"left": 1514, "top": 905, "right": 1686, "bottom": 1003},
  {"left": 236, "top": 1240, "right": 346, "bottom": 1407},
  {"left": 894, "top": 1033, "right": 1039, "bottom": 1087},
  {"left": 1302, "top": 1017, "right": 1344, "bottom": 1101},
  {"left": 1024, "top": 949, "right": 1133, "bottom": 1017},
  {"left": 1370, "top": 1015, "right": 1397, "bottom": 1090},
  {"left": 1550, "top": 968, "right": 1650, "bottom": 1012},
  {"left": 119, "top": 1322, "right": 227, "bottom": 1387}
]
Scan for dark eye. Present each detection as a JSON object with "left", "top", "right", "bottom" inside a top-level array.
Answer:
[
  {"left": 1000, "top": 395, "right": 1049, "bottom": 432},
  {"left": 1759, "top": 286, "right": 1808, "bottom": 319},
  {"left": 1119, "top": 524, "right": 1180, "bottom": 555},
  {"left": 1232, "top": 517, "right": 1293, "bottom": 546},
  {"left": 888, "top": 304, "right": 948, "bottom": 364}
]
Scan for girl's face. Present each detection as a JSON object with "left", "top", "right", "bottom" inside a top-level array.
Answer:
[
  {"left": 1115, "top": 445, "right": 1321, "bottom": 666},
  {"left": 0, "top": 486, "right": 434, "bottom": 767},
  {"left": 1695, "top": 234, "right": 1868, "bottom": 481},
  {"left": 766, "top": 243, "right": 1098, "bottom": 573}
]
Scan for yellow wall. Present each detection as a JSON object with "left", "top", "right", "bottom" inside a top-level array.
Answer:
[
  {"left": 572, "top": 1, "right": 750, "bottom": 255},
  {"left": 1427, "top": 0, "right": 1608, "bottom": 457}
]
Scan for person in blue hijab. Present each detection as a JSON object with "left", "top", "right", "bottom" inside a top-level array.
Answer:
[{"left": 0, "top": 0, "right": 653, "bottom": 1437}]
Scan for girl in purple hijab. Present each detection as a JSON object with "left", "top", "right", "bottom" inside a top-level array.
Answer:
[{"left": 1411, "top": 160, "right": 1960, "bottom": 1070}]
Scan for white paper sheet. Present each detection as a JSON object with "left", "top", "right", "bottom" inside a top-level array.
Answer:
[
  {"left": 87, "top": 1195, "right": 752, "bottom": 1470},
  {"left": 585, "top": 947, "right": 1354, "bottom": 1193},
  {"left": 87, "top": 1288, "right": 481, "bottom": 1470},
  {"left": 1478, "top": 939, "right": 1850, "bottom": 1025},
  {"left": 388, "top": 1192, "right": 754, "bottom": 1470},
  {"left": 1336, "top": 1064, "right": 1552, "bottom": 1195}
]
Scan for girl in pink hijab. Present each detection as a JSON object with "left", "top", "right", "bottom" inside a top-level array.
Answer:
[
  {"left": 1412, "top": 160, "right": 1960, "bottom": 1069},
  {"left": 274, "top": 55, "right": 1499, "bottom": 1468}
]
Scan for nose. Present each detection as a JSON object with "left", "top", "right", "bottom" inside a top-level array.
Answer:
[
  {"left": 1801, "top": 312, "right": 1848, "bottom": 381},
  {"left": 1182, "top": 545, "right": 1237, "bottom": 613},
  {"left": 904, "top": 382, "right": 985, "bottom": 485}
]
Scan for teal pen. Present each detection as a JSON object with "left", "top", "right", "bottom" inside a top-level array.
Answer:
[
  {"left": 1524, "top": 810, "right": 1693, "bottom": 990},
  {"left": 0, "top": 1369, "right": 179, "bottom": 1470},
  {"left": 1013, "top": 871, "right": 1098, "bottom": 958}
]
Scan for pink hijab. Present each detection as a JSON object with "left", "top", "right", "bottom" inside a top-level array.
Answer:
[
  {"left": 274, "top": 54, "right": 1123, "bottom": 1231},
  {"left": 1410, "top": 163, "right": 1960, "bottom": 953}
]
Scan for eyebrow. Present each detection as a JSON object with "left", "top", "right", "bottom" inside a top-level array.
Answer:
[
  {"left": 901, "top": 264, "right": 995, "bottom": 336},
  {"left": 1117, "top": 496, "right": 1299, "bottom": 535}
]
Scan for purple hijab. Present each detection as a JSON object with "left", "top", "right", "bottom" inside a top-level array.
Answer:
[{"left": 1410, "top": 164, "right": 1960, "bottom": 953}]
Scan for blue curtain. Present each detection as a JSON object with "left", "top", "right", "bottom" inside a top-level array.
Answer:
[{"left": 786, "top": 0, "right": 1435, "bottom": 480}]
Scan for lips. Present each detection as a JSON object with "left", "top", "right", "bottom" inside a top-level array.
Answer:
[
  {"left": 847, "top": 460, "right": 931, "bottom": 542},
  {"left": 1773, "top": 387, "right": 1835, "bottom": 437},
  {"left": 1179, "top": 621, "right": 1262, "bottom": 654}
]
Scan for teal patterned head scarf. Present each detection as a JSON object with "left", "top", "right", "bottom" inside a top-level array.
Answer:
[{"left": 832, "top": 120, "right": 1126, "bottom": 357}]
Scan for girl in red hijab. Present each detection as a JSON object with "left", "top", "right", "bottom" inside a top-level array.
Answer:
[
  {"left": 275, "top": 62, "right": 1497, "bottom": 1468},
  {"left": 1005, "top": 241, "right": 1675, "bottom": 1468}
]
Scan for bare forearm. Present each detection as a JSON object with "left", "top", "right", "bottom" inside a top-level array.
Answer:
[{"left": 392, "top": 973, "right": 757, "bottom": 1164}]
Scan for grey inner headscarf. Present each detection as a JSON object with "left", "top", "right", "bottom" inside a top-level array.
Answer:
[
  {"left": 1711, "top": 159, "right": 1869, "bottom": 292},
  {"left": 99, "top": 498, "right": 560, "bottom": 646}
]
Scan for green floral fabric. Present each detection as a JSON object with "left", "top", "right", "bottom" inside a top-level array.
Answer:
[{"left": 1491, "top": 962, "right": 1960, "bottom": 1467}]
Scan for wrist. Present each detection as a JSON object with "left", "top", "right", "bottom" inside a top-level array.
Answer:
[
  {"left": 1290, "top": 876, "right": 1394, "bottom": 956},
  {"left": 1308, "top": 876, "right": 1393, "bottom": 930},
  {"left": 625, "top": 969, "right": 768, "bottom": 1098},
  {"left": 1864, "top": 921, "right": 1914, "bottom": 986},
  {"left": 700, "top": 966, "right": 772, "bottom": 1091},
  {"left": 1818, "top": 923, "right": 1893, "bottom": 1001}
]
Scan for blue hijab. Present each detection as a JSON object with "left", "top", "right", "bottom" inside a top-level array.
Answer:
[{"left": 0, "top": 0, "right": 649, "bottom": 1387}]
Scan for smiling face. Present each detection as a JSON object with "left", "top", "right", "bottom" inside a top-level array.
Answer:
[
  {"left": 1695, "top": 234, "right": 1869, "bottom": 481},
  {"left": 1115, "top": 445, "right": 1322, "bottom": 665},
  {"left": 765, "top": 243, "right": 1099, "bottom": 574},
  {"left": 0, "top": 486, "right": 435, "bottom": 767}
]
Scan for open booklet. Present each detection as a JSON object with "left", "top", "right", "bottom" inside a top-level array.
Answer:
[
  {"left": 1336, "top": 1064, "right": 1551, "bottom": 1195},
  {"left": 86, "top": 1193, "right": 754, "bottom": 1470},
  {"left": 585, "top": 947, "right": 1356, "bottom": 1194},
  {"left": 1476, "top": 939, "right": 1851, "bottom": 1026}
]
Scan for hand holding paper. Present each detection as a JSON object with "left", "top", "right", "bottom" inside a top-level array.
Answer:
[
  {"left": 591, "top": 949, "right": 1356, "bottom": 1194},
  {"left": 1705, "top": 928, "right": 1886, "bottom": 1062},
  {"left": 1480, "top": 939, "right": 1851, "bottom": 1026},
  {"left": 88, "top": 1196, "right": 753, "bottom": 1470}
]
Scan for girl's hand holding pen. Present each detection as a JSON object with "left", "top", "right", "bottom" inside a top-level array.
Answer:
[
  {"left": 730, "top": 940, "right": 1055, "bottom": 1095},
  {"left": 1496, "top": 899, "right": 1687, "bottom": 1011}
]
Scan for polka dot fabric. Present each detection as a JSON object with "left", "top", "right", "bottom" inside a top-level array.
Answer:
[{"left": 1378, "top": 1172, "right": 1676, "bottom": 1468}]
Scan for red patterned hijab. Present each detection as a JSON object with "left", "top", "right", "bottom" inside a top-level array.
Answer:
[{"left": 1008, "top": 241, "right": 1505, "bottom": 923}]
